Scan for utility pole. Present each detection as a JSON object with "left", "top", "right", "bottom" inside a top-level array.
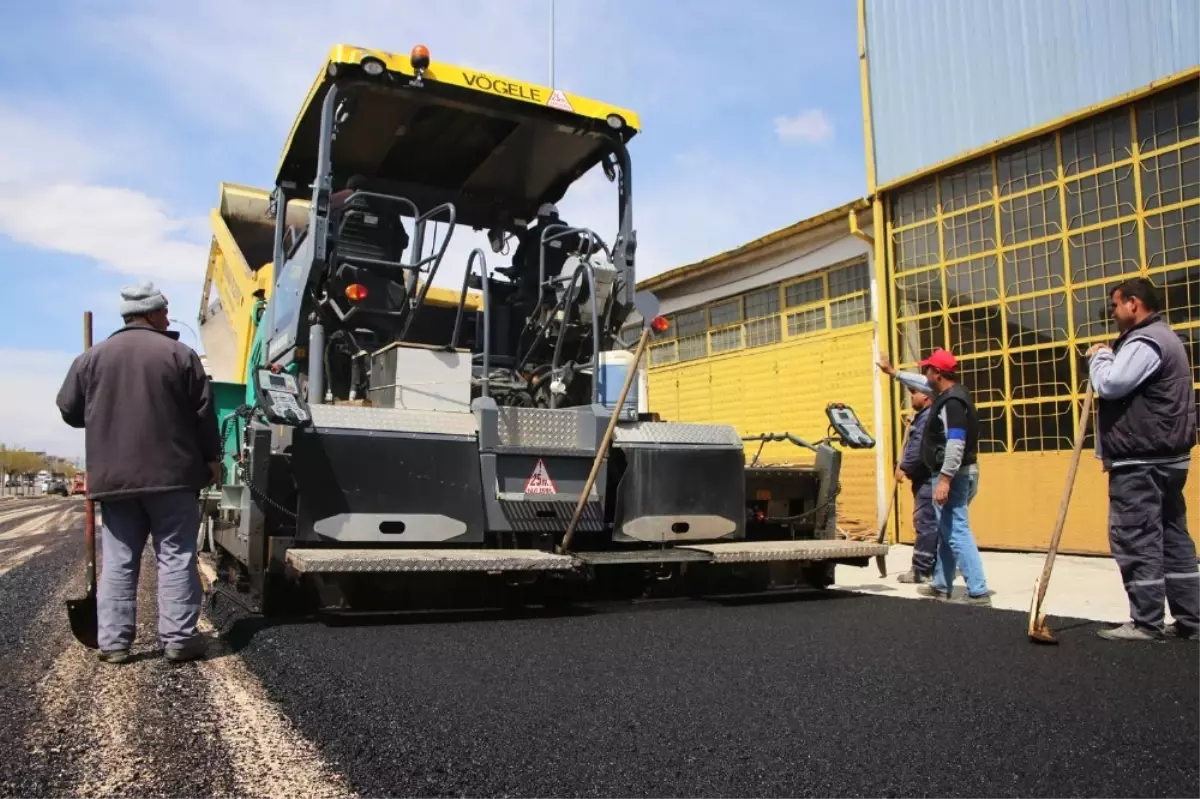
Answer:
[{"left": 549, "top": 0, "right": 556, "bottom": 88}]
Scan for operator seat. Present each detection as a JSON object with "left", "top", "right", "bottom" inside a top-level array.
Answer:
[{"left": 327, "top": 175, "right": 413, "bottom": 339}]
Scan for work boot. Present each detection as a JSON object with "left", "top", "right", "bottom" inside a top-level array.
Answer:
[
  {"left": 1097, "top": 622, "right": 1166, "bottom": 643},
  {"left": 897, "top": 569, "right": 930, "bottom": 584},
  {"left": 916, "top": 584, "right": 948, "bottom": 600},
  {"left": 164, "top": 638, "right": 208, "bottom": 663},
  {"left": 955, "top": 593, "right": 992, "bottom": 607},
  {"left": 1166, "top": 622, "right": 1197, "bottom": 641},
  {"left": 97, "top": 649, "right": 130, "bottom": 665}
]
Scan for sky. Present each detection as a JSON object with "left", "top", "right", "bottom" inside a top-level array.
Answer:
[{"left": 0, "top": 0, "right": 867, "bottom": 459}]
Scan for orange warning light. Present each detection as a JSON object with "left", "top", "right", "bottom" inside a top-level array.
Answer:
[
  {"left": 650, "top": 315, "right": 669, "bottom": 333},
  {"left": 345, "top": 283, "right": 369, "bottom": 302},
  {"left": 411, "top": 44, "right": 430, "bottom": 70}
]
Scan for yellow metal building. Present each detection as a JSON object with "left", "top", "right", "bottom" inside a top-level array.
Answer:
[
  {"left": 638, "top": 1, "right": 1198, "bottom": 556},
  {"left": 858, "top": 0, "right": 1199, "bottom": 554},
  {"left": 637, "top": 201, "right": 890, "bottom": 531}
]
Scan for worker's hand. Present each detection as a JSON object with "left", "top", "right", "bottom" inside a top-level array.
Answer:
[
  {"left": 933, "top": 475, "right": 951, "bottom": 505},
  {"left": 894, "top": 466, "right": 905, "bottom": 484},
  {"left": 1085, "top": 343, "right": 1111, "bottom": 358},
  {"left": 876, "top": 354, "right": 896, "bottom": 376},
  {"left": 208, "top": 461, "right": 221, "bottom": 487}
]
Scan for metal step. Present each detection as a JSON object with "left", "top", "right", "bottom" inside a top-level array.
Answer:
[
  {"left": 574, "top": 549, "right": 713, "bottom": 566},
  {"left": 679, "top": 539, "right": 887, "bottom": 564},
  {"left": 285, "top": 548, "right": 578, "bottom": 574},
  {"left": 285, "top": 539, "right": 889, "bottom": 575}
]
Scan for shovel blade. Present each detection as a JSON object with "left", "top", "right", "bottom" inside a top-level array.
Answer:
[{"left": 65, "top": 595, "right": 99, "bottom": 649}]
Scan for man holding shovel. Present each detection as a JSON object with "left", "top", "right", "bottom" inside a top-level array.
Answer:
[
  {"left": 1087, "top": 277, "right": 1197, "bottom": 643},
  {"left": 56, "top": 282, "right": 220, "bottom": 664}
]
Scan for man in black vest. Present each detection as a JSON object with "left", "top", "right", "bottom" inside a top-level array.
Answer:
[
  {"left": 1087, "top": 277, "right": 1198, "bottom": 642},
  {"left": 878, "top": 349, "right": 991, "bottom": 604},
  {"left": 894, "top": 387, "right": 938, "bottom": 583}
]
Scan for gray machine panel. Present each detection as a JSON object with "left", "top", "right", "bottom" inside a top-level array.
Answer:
[
  {"left": 308, "top": 403, "right": 477, "bottom": 437},
  {"left": 494, "top": 407, "right": 597, "bottom": 451},
  {"left": 613, "top": 421, "right": 743, "bottom": 448}
]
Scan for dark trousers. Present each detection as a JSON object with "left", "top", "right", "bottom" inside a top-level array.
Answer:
[
  {"left": 1107, "top": 464, "right": 1199, "bottom": 633},
  {"left": 911, "top": 480, "right": 938, "bottom": 575}
]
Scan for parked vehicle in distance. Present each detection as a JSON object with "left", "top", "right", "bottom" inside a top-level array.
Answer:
[{"left": 70, "top": 473, "right": 87, "bottom": 496}]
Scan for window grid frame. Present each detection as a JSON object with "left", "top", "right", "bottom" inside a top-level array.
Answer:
[{"left": 889, "top": 86, "right": 1200, "bottom": 453}]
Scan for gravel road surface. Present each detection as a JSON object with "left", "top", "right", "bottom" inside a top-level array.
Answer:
[{"left": 1, "top": 497, "right": 1196, "bottom": 798}]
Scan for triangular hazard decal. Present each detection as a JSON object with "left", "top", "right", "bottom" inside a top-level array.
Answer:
[
  {"left": 546, "top": 89, "right": 573, "bottom": 112},
  {"left": 524, "top": 459, "right": 558, "bottom": 494}
]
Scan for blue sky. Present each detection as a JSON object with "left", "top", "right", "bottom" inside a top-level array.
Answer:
[{"left": 0, "top": 0, "right": 867, "bottom": 457}]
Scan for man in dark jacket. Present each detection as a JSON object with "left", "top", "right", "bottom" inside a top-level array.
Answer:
[
  {"left": 895, "top": 387, "right": 938, "bottom": 583},
  {"left": 56, "top": 281, "right": 220, "bottom": 664},
  {"left": 1087, "top": 277, "right": 1198, "bottom": 643}
]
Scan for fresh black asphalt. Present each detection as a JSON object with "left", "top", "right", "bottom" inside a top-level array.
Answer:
[
  {"left": 1, "top": 498, "right": 1197, "bottom": 798},
  {"left": 231, "top": 590, "right": 1199, "bottom": 798}
]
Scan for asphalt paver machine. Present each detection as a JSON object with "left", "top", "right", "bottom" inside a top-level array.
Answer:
[{"left": 197, "top": 43, "right": 887, "bottom": 614}]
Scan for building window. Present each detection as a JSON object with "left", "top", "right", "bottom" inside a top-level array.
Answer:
[
  {"left": 889, "top": 81, "right": 1200, "bottom": 454},
  {"left": 744, "top": 287, "right": 780, "bottom": 319}
]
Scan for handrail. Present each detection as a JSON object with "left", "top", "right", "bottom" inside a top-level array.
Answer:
[
  {"left": 451, "top": 248, "right": 492, "bottom": 398},
  {"left": 548, "top": 260, "right": 601, "bottom": 408},
  {"left": 399, "top": 201, "right": 458, "bottom": 341}
]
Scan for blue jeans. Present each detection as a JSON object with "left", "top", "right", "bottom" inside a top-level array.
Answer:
[
  {"left": 97, "top": 490, "right": 203, "bottom": 652},
  {"left": 929, "top": 470, "right": 989, "bottom": 598}
]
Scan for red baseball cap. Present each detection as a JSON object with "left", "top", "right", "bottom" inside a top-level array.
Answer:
[{"left": 918, "top": 348, "right": 958, "bottom": 372}]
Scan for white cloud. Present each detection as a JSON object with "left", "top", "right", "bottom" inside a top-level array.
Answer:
[
  {"left": 774, "top": 108, "right": 835, "bottom": 145},
  {"left": 0, "top": 183, "right": 208, "bottom": 282},
  {"left": 0, "top": 103, "right": 209, "bottom": 283},
  {"left": 0, "top": 349, "right": 84, "bottom": 459}
]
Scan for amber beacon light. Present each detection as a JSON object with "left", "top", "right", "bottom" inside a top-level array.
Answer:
[
  {"left": 345, "top": 283, "right": 369, "bottom": 302},
  {"left": 411, "top": 44, "right": 430, "bottom": 71}
]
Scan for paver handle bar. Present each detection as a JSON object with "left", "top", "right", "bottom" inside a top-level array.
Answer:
[
  {"left": 560, "top": 325, "right": 651, "bottom": 554},
  {"left": 1028, "top": 380, "right": 1094, "bottom": 645}
]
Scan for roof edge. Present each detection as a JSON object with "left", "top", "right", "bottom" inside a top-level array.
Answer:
[{"left": 637, "top": 197, "right": 871, "bottom": 293}]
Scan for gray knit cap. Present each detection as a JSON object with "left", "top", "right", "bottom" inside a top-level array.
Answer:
[{"left": 119, "top": 281, "right": 167, "bottom": 317}]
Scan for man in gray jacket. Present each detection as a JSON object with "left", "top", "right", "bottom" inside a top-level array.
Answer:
[
  {"left": 1087, "top": 277, "right": 1197, "bottom": 642},
  {"left": 56, "top": 281, "right": 221, "bottom": 664}
]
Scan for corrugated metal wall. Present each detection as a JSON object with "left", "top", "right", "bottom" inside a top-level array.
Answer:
[{"left": 864, "top": 0, "right": 1200, "bottom": 187}]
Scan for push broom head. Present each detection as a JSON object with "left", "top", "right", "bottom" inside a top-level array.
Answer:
[
  {"left": 1027, "top": 579, "right": 1058, "bottom": 644},
  {"left": 1028, "top": 613, "right": 1058, "bottom": 645}
]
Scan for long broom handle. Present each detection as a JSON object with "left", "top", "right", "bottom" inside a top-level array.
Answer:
[
  {"left": 1031, "top": 381, "right": 1094, "bottom": 619},
  {"left": 561, "top": 326, "right": 651, "bottom": 553}
]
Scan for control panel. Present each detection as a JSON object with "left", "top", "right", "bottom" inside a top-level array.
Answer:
[
  {"left": 253, "top": 368, "right": 312, "bottom": 427},
  {"left": 825, "top": 402, "right": 874, "bottom": 449}
]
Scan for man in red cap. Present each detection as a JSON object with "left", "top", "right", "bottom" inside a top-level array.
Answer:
[{"left": 877, "top": 348, "right": 991, "bottom": 605}]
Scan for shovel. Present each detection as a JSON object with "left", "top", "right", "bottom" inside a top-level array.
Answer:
[{"left": 65, "top": 310, "right": 99, "bottom": 650}]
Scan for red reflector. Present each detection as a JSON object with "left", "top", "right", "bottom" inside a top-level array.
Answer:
[{"left": 345, "top": 283, "right": 369, "bottom": 302}]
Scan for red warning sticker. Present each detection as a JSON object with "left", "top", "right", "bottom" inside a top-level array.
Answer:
[
  {"left": 524, "top": 459, "right": 558, "bottom": 495},
  {"left": 546, "top": 89, "right": 573, "bottom": 112}
]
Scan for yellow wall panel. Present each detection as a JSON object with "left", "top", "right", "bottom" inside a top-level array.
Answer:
[
  {"left": 895, "top": 450, "right": 1200, "bottom": 555},
  {"left": 648, "top": 325, "right": 880, "bottom": 532}
]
